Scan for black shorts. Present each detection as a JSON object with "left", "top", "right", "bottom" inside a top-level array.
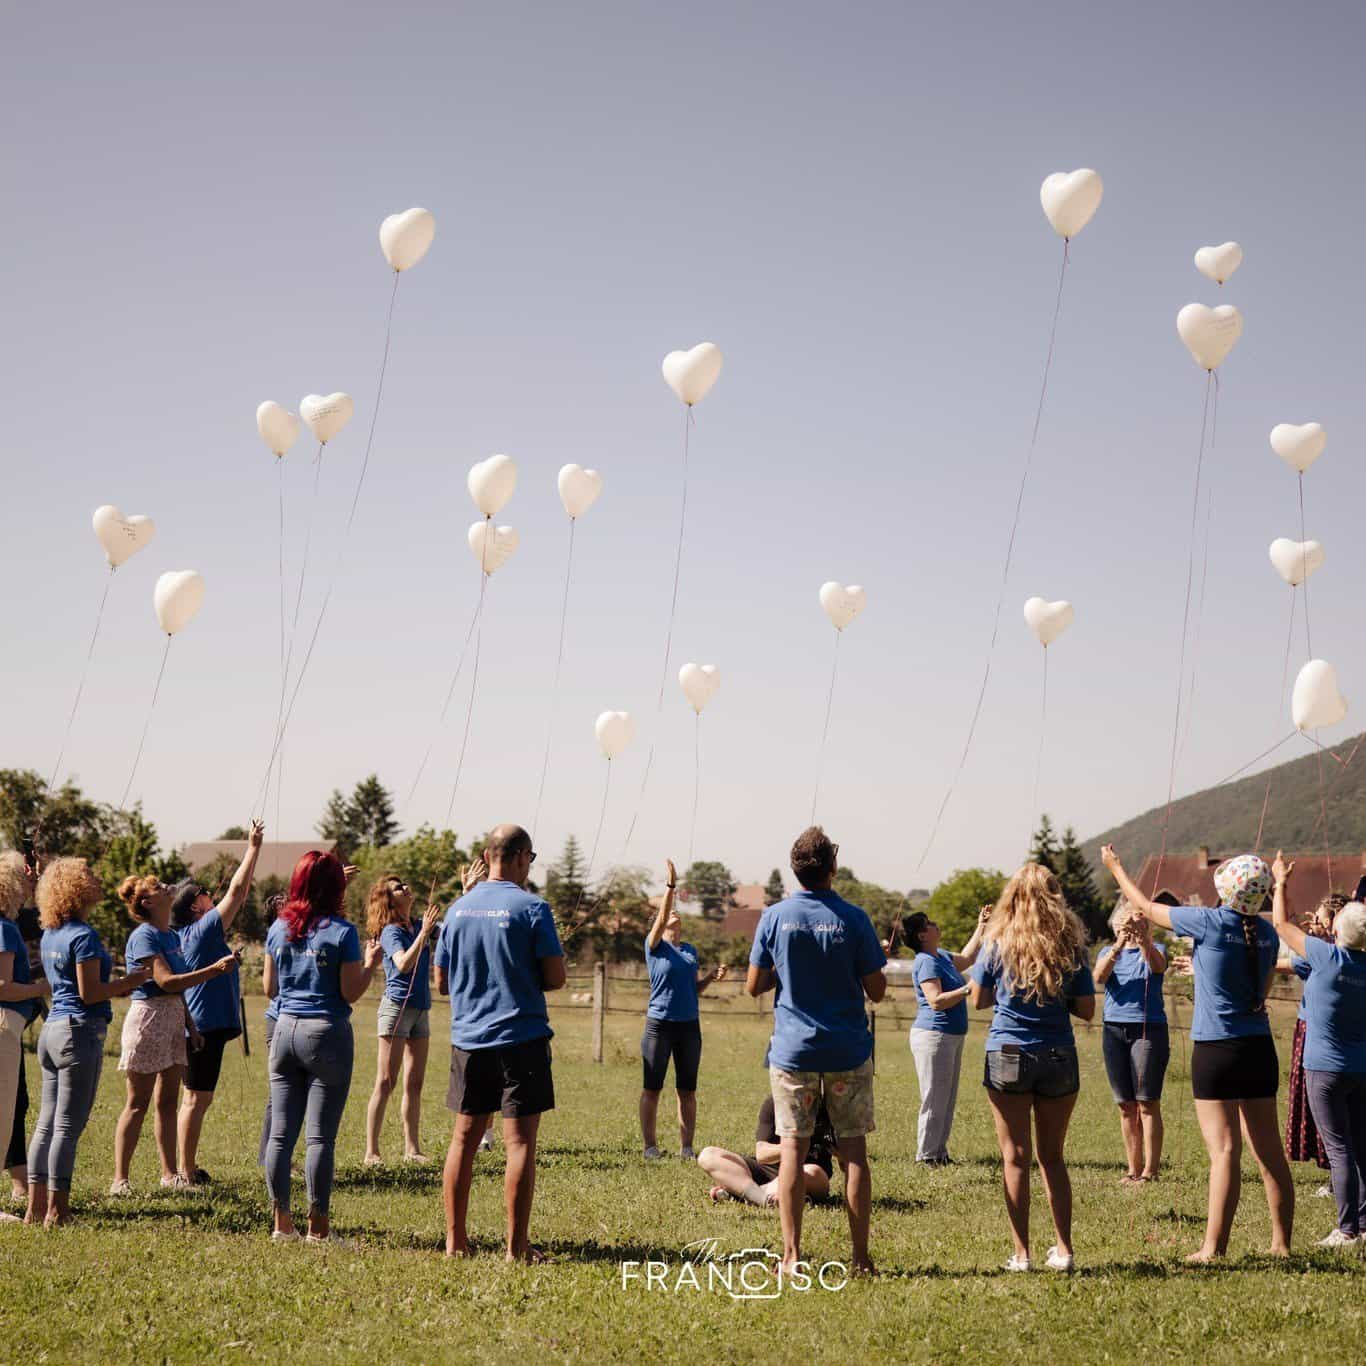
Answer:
[
  {"left": 1102, "top": 1022, "right": 1170, "bottom": 1103},
  {"left": 447, "top": 1037, "right": 554, "bottom": 1118},
  {"left": 1191, "top": 1035, "right": 1279, "bottom": 1101},
  {"left": 641, "top": 1017, "right": 702, "bottom": 1092},
  {"left": 185, "top": 1028, "right": 238, "bottom": 1093},
  {"left": 742, "top": 1156, "right": 779, "bottom": 1184}
]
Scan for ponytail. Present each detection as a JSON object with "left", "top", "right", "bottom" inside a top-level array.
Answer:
[{"left": 1240, "top": 913, "right": 1264, "bottom": 1013}]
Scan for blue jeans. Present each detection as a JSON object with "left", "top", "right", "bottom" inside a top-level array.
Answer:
[
  {"left": 1305, "top": 1069, "right": 1366, "bottom": 1236},
  {"left": 27, "top": 1017, "right": 107, "bottom": 1193},
  {"left": 264, "top": 1014, "right": 354, "bottom": 1218}
]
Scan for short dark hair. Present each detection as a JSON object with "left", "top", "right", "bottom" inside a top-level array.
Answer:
[
  {"left": 903, "top": 911, "right": 932, "bottom": 951},
  {"left": 790, "top": 826, "right": 836, "bottom": 890},
  {"left": 485, "top": 824, "right": 532, "bottom": 861}
]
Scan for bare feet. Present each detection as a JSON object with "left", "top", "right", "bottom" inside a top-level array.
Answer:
[
  {"left": 362, "top": 1154, "right": 382, "bottom": 1168},
  {"left": 507, "top": 1244, "right": 549, "bottom": 1263},
  {"left": 446, "top": 1238, "right": 472, "bottom": 1258},
  {"left": 1185, "top": 1247, "right": 1224, "bottom": 1264},
  {"left": 850, "top": 1258, "right": 877, "bottom": 1277}
]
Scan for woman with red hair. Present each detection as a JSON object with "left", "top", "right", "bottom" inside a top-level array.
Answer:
[{"left": 262, "top": 851, "right": 380, "bottom": 1242}]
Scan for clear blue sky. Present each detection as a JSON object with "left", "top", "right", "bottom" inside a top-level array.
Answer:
[{"left": 5, "top": 1, "right": 1364, "bottom": 891}]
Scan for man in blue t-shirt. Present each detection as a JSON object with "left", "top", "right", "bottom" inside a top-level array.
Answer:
[
  {"left": 747, "top": 826, "right": 886, "bottom": 1276},
  {"left": 435, "top": 823, "right": 565, "bottom": 1261}
]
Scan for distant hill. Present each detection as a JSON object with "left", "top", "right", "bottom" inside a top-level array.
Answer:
[{"left": 1081, "top": 731, "right": 1366, "bottom": 867}]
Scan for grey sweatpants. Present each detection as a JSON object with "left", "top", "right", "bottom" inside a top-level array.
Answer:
[
  {"left": 264, "top": 1014, "right": 354, "bottom": 1217},
  {"left": 909, "top": 1028, "right": 965, "bottom": 1162},
  {"left": 1305, "top": 1068, "right": 1366, "bottom": 1236},
  {"left": 27, "top": 1016, "right": 107, "bottom": 1192}
]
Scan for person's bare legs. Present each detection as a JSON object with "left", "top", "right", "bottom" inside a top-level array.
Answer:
[
  {"left": 1240, "top": 1097, "right": 1294, "bottom": 1255},
  {"left": 364, "top": 1035, "right": 400, "bottom": 1163},
  {"left": 113, "top": 1072, "right": 157, "bottom": 1185},
  {"left": 837, "top": 1133, "right": 874, "bottom": 1273},
  {"left": 639, "top": 1089, "right": 661, "bottom": 1150},
  {"left": 677, "top": 1089, "right": 696, "bottom": 1152},
  {"left": 153, "top": 1068, "right": 182, "bottom": 1181},
  {"left": 402, "top": 1037, "right": 429, "bottom": 1159},
  {"left": 776, "top": 1133, "right": 811, "bottom": 1271},
  {"left": 1191, "top": 1099, "right": 1241, "bottom": 1261},
  {"left": 1118, "top": 1101, "right": 1143, "bottom": 1179},
  {"left": 443, "top": 1111, "right": 486, "bottom": 1256},
  {"left": 502, "top": 1114, "right": 542, "bottom": 1261},
  {"left": 1034, "top": 1092, "right": 1078, "bottom": 1258},
  {"left": 23, "top": 1182, "right": 48, "bottom": 1225},
  {"left": 177, "top": 1089, "right": 213, "bottom": 1180},
  {"left": 1138, "top": 1100, "right": 1164, "bottom": 1179},
  {"left": 985, "top": 1090, "right": 1034, "bottom": 1261}
]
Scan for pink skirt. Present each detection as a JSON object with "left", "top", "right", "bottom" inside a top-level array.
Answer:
[{"left": 118, "top": 997, "right": 188, "bottom": 1074}]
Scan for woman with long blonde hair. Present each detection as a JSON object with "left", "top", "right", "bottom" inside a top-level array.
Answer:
[
  {"left": 969, "top": 863, "right": 1095, "bottom": 1272},
  {"left": 363, "top": 875, "right": 441, "bottom": 1166}
]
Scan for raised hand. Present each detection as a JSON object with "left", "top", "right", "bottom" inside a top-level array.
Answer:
[
  {"left": 363, "top": 939, "right": 384, "bottom": 971},
  {"left": 422, "top": 903, "right": 443, "bottom": 936},
  {"left": 215, "top": 953, "right": 238, "bottom": 977},
  {"left": 1272, "top": 850, "right": 1294, "bottom": 885},
  {"left": 462, "top": 855, "right": 488, "bottom": 891},
  {"left": 665, "top": 858, "right": 677, "bottom": 888},
  {"left": 714, "top": 964, "right": 729, "bottom": 982},
  {"left": 1100, "top": 844, "right": 1120, "bottom": 873},
  {"left": 248, "top": 819, "right": 265, "bottom": 850}
]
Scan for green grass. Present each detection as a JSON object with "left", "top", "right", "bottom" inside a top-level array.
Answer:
[{"left": 1, "top": 993, "right": 1362, "bottom": 1363}]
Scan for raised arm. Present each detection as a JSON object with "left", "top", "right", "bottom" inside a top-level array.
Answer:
[
  {"left": 216, "top": 819, "right": 264, "bottom": 932},
  {"left": 646, "top": 861, "right": 677, "bottom": 952},
  {"left": 920, "top": 974, "right": 972, "bottom": 1011},
  {"left": 1100, "top": 846, "right": 1175, "bottom": 931},
  {"left": 390, "top": 905, "right": 442, "bottom": 976},
  {"left": 1093, "top": 945, "right": 1118, "bottom": 986},
  {"left": 950, "top": 906, "right": 993, "bottom": 970},
  {"left": 144, "top": 951, "right": 237, "bottom": 994},
  {"left": 1270, "top": 852, "right": 1307, "bottom": 958}
]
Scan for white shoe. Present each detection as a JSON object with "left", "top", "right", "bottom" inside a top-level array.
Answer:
[
  {"left": 680, "top": 1146, "right": 696, "bottom": 1161},
  {"left": 108, "top": 1179, "right": 133, "bottom": 1197},
  {"left": 1318, "top": 1228, "right": 1358, "bottom": 1249},
  {"left": 1314, "top": 1184, "right": 1335, "bottom": 1199},
  {"left": 643, "top": 1146, "right": 664, "bottom": 1161},
  {"left": 477, "top": 1133, "right": 493, "bottom": 1152},
  {"left": 271, "top": 1229, "right": 301, "bottom": 1243},
  {"left": 1045, "top": 1246, "right": 1075, "bottom": 1273},
  {"left": 1004, "top": 1253, "right": 1031, "bottom": 1272},
  {"left": 306, "top": 1230, "right": 358, "bottom": 1247},
  {"left": 160, "top": 1173, "right": 190, "bottom": 1190}
]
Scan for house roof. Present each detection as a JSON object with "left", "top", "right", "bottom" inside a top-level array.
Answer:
[
  {"left": 179, "top": 840, "right": 337, "bottom": 885},
  {"left": 1133, "top": 851, "right": 1366, "bottom": 920}
]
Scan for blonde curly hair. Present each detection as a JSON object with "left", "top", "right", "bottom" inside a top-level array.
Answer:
[
  {"left": 118, "top": 874, "right": 162, "bottom": 923},
  {"left": 0, "top": 852, "right": 34, "bottom": 920},
  {"left": 984, "top": 862, "right": 1088, "bottom": 1005},
  {"left": 36, "top": 857, "right": 103, "bottom": 930}
]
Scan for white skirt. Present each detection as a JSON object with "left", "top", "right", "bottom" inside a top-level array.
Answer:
[{"left": 118, "top": 996, "right": 187, "bottom": 1074}]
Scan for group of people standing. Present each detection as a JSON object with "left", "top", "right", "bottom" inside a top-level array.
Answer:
[{"left": 3, "top": 817, "right": 1365, "bottom": 1272}]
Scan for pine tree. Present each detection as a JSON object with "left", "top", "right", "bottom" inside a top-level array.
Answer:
[
  {"left": 317, "top": 789, "right": 357, "bottom": 858},
  {"left": 763, "top": 868, "right": 785, "bottom": 905},
  {"left": 350, "top": 775, "right": 399, "bottom": 848},
  {"left": 545, "top": 835, "right": 588, "bottom": 924},
  {"left": 682, "top": 861, "right": 737, "bottom": 919},
  {"left": 1058, "top": 825, "right": 1105, "bottom": 939},
  {"left": 1028, "top": 814, "right": 1061, "bottom": 872}
]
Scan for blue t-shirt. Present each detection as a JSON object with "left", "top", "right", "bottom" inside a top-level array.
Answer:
[
  {"left": 1301, "top": 935, "right": 1366, "bottom": 1074},
  {"left": 42, "top": 920, "right": 113, "bottom": 1024},
  {"left": 179, "top": 908, "right": 240, "bottom": 1034},
  {"left": 124, "top": 922, "right": 190, "bottom": 1001},
  {"left": 911, "top": 949, "right": 968, "bottom": 1035},
  {"left": 380, "top": 920, "right": 432, "bottom": 1010},
  {"left": 266, "top": 915, "right": 362, "bottom": 1020},
  {"left": 434, "top": 881, "right": 563, "bottom": 1050},
  {"left": 645, "top": 938, "right": 700, "bottom": 1022},
  {"left": 749, "top": 890, "right": 886, "bottom": 1072},
  {"left": 971, "top": 944, "right": 1095, "bottom": 1051},
  {"left": 1098, "top": 945, "right": 1167, "bottom": 1024},
  {"left": 1168, "top": 906, "right": 1278, "bottom": 1041},
  {"left": 1292, "top": 953, "right": 1312, "bottom": 1023},
  {"left": 0, "top": 917, "right": 39, "bottom": 1026}
]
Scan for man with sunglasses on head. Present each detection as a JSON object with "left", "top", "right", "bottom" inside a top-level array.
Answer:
[{"left": 435, "top": 823, "right": 565, "bottom": 1260}]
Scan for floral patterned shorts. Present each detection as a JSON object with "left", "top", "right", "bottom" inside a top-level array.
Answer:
[{"left": 769, "top": 1058, "right": 875, "bottom": 1139}]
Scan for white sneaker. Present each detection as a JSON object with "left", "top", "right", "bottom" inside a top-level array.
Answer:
[
  {"left": 306, "top": 1230, "right": 358, "bottom": 1248},
  {"left": 271, "top": 1229, "right": 301, "bottom": 1243},
  {"left": 1045, "top": 1246, "right": 1075, "bottom": 1272},
  {"left": 477, "top": 1132, "right": 493, "bottom": 1153},
  {"left": 1314, "top": 1184, "right": 1335, "bottom": 1199},
  {"left": 680, "top": 1146, "right": 696, "bottom": 1161},
  {"left": 160, "top": 1173, "right": 190, "bottom": 1190},
  {"left": 643, "top": 1146, "right": 664, "bottom": 1161},
  {"left": 108, "top": 1179, "right": 133, "bottom": 1197},
  {"left": 1004, "top": 1253, "right": 1031, "bottom": 1272},
  {"left": 1318, "top": 1228, "right": 1358, "bottom": 1249}
]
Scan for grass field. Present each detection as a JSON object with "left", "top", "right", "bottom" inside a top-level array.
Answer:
[{"left": 2, "top": 988, "right": 1363, "bottom": 1364}]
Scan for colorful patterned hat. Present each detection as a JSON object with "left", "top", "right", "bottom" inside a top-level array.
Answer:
[{"left": 1212, "top": 854, "right": 1272, "bottom": 917}]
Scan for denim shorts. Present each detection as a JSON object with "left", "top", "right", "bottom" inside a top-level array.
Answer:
[
  {"left": 1102, "top": 1022, "right": 1170, "bottom": 1103},
  {"left": 376, "top": 999, "right": 430, "bottom": 1040},
  {"left": 983, "top": 1045, "right": 1080, "bottom": 1098}
]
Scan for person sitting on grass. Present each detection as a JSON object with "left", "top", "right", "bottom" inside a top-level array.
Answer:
[{"left": 697, "top": 1093, "right": 835, "bottom": 1206}]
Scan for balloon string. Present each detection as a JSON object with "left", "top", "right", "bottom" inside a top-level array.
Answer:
[
  {"left": 251, "top": 272, "right": 404, "bottom": 816},
  {"left": 47, "top": 568, "right": 114, "bottom": 793},
  {"left": 562, "top": 761, "right": 614, "bottom": 949},
  {"left": 119, "top": 636, "right": 173, "bottom": 810},
  {"left": 532, "top": 517, "right": 577, "bottom": 837},
  {"left": 622, "top": 404, "right": 693, "bottom": 856},
  {"left": 1314, "top": 737, "right": 1333, "bottom": 890},
  {"left": 444, "top": 600, "right": 486, "bottom": 829},
  {"left": 1298, "top": 472, "right": 1313, "bottom": 660},
  {"left": 688, "top": 711, "right": 701, "bottom": 869},
  {"left": 1147, "top": 369, "right": 1213, "bottom": 897},
  {"left": 1207, "top": 730, "right": 1297, "bottom": 790},
  {"left": 810, "top": 630, "right": 842, "bottom": 825},
  {"left": 1175, "top": 476, "right": 1216, "bottom": 770},
  {"left": 280, "top": 442, "right": 325, "bottom": 714},
  {"left": 914, "top": 236, "right": 1070, "bottom": 874},
  {"left": 1031, "top": 646, "right": 1048, "bottom": 835},
  {"left": 272, "top": 456, "right": 288, "bottom": 833},
  {"left": 1255, "top": 590, "right": 1299, "bottom": 850}
]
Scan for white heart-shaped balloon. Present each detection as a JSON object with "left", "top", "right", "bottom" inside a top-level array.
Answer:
[
  {"left": 1039, "top": 169, "right": 1103, "bottom": 238},
  {"left": 153, "top": 570, "right": 205, "bottom": 636},
  {"left": 678, "top": 663, "right": 721, "bottom": 714},
  {"left": 1270, "top": 422, "right": 1326, "bottom": 475},
  {"left": 1194, "top": 241, "right": 1243, "bottom": 285},
  {"left": 467, "top": 520, "right": 518, "bottom": 575},
  {"left": 819, "top": 582, "right": 867, "bottom": 632},
  {"left": 1023, "top": 597, "right": 1075, "bottom": 647},
  {"left": 379, "top": 207, "right": 436, "bottom": 272},
  {"left": 1268, "top": 538, "right": 1324, "bottom": 587},
  {"left": 300, "top": 392, "right": 355, "bottom": 444},
  {"left": 662, "top": 342, "right": 723, "bottom": 406},
  {"left": 92, "top": 505, "right": 155, "bottom": 569},
  {"left": 1176, "top": 303, "right": 1243, "bottom": 371},
  {"left": 595, "top": 709, "right": 635, "bottom": 760},
  {"left": 468, "top": 454, "right": 518, "bottom": 517},
  {"left": 1292, "top": 659, "right": 1348, "bottom": 731},
  {"left": 557, "top": 464, "right": 603, "bottom": 519},
  {"left": 256, "top": 401, "right": 300, "bottom": 458}
]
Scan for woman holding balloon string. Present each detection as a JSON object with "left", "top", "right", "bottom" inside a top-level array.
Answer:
[{"left": 640, "top": 860, "right": 728, "bottom": 1161}]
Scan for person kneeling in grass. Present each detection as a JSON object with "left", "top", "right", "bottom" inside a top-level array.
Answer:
[{"left": 697, "top": 1094, "right": 834, "bottom": 1206}]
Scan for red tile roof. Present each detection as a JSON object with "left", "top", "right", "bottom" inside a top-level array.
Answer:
[{"left": 1134, "top": 851, "right": 1366, "bottom": 920}]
